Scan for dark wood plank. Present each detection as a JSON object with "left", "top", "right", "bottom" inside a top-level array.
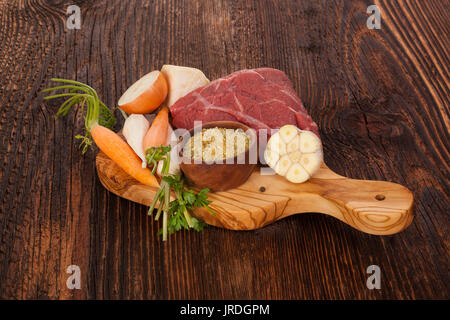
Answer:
[{"left": 0, "top": 0, "right": 448, "bottom": 299}]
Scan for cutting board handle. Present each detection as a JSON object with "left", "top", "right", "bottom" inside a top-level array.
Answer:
[{"left": 293, "top": 171, "right": 415, "bottom": 235}]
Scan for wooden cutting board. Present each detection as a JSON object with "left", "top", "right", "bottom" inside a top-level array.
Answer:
[{"left": 96, "top": 151, "right": 414, "bottom": 235}]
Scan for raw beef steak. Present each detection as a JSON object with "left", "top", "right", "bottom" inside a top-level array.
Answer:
[{"left": 170, "top": 68, "right": 319, "bottom": 137}]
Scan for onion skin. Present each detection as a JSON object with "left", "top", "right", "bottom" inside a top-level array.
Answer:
[{"left": 119, "top": 72, "right": 168, "bottom": 114}]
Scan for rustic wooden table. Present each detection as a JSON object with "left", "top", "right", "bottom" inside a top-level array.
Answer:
[{"left": 0, "top": 0, "right": 448, "bottom": 300}]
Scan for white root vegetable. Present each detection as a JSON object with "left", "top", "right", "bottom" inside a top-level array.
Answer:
[
  {"left": 264, "top": 125, "right": 323, "bottom": 183},
  {"left": 161, "top": 65, "right": 210, "bottom": 107},
  {"left": 122, "top": 114, "right": 150, "bottom": 167},
  {"left": 157, "top": 124, "right": 181, "bottom": 176}
]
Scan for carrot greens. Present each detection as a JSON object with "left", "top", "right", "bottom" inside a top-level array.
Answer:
[{"left": 43, "top": 78, "right": 116, "bottom": 154}]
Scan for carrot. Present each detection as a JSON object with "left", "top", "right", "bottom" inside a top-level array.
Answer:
[
  {"left": 142, "top": 106, "right": 169, "bottom": 152},
  {"left": 44, "top": 78, "right": 159, "bottom": 188},
  {"left": 91, "top": 126, "right": 158, "bottom": 186}
]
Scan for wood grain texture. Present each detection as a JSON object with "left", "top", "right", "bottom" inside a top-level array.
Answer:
[
  {"left": 0, "top": 0, "right": 448, "bottom": 299},
  {"left": 96, "top": 151, "right": 414, "bottom": 235}
]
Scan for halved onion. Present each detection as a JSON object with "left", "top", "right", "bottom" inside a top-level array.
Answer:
[{"left": 118, "top": 71, "right": 168, "bottom": 114}]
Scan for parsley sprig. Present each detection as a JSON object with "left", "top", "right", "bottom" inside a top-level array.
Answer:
[
  {"left": 146, "top": 146, "right": 214, "bottom": 240},
  {"left": 146, "top": 145, "right": 171, "bottom": 175}
]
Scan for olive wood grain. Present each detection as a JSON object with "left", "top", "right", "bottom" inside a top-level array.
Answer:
[{"left": 96, "top": 151, "right": 414, "bottom": 235}]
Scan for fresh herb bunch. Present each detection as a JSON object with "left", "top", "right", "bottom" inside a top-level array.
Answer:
[
  {"left": 43, "top": 78, "right": 116, "bottom": 154},
  {"left": 146, "top": 146, "right": 214, "bottom": 240},
  {"left": 163, "top": 174, "right": 212, "bottom": 234},
  {"left": 146, "top": 145, "right": 171, "bottom": 175}
]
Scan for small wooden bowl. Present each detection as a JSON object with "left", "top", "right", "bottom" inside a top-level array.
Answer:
[{"left": 179, "top": 121, "right": 258, "bottom": 191}]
